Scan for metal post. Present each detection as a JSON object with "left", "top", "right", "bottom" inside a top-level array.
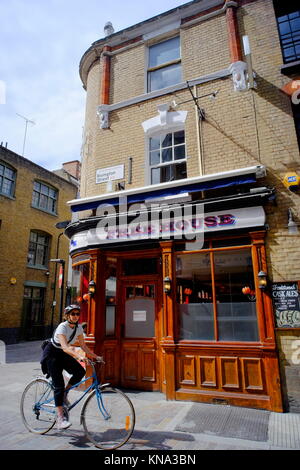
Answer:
[{"left": 59, "top": 260, "right": 65, "bottom": 323}]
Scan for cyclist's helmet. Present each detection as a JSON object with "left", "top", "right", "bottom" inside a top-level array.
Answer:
[{"left": 64, "top": 304, "right": 81, "bottom": 315}]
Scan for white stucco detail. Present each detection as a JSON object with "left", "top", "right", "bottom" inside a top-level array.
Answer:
[{"left": 142, "top": 104, "right": 188, "bottom": 136}]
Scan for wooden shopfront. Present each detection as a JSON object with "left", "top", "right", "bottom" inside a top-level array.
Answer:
[{"left": 66, "top": 204, "right": 283, "bottom": 412}]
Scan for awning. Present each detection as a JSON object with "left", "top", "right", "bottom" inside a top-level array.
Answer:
[{"left": 68, "top": 165, "right": 266, "bottom": 213}]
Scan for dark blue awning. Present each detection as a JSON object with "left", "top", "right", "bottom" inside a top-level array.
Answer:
[{"left": 71, "top": 173, "right": 256, "bottom": 212}]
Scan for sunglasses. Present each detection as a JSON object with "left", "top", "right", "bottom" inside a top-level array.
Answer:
[{"left": 70, "top": 312, "right": 80, "bottom": 316}]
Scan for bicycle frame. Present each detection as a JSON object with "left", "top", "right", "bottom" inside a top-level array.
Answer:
[{"left": 42, "top": 360, "right": 111, "bottom": 420}]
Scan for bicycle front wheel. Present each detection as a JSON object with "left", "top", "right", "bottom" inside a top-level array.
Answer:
[
  {"left": 20, "top": 378, "right": 56, "bottom": 434},
  {"left": 81, "top": 386, "right": 135, "bottom": 450}
]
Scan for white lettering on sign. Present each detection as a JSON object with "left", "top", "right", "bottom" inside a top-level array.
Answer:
[{"left": 96, "top": 165, "right": 124, "bottom": 184}]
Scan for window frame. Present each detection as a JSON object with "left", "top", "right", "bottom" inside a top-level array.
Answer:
[
  {"left": 275, "top": 7, "right": 300, "bottom": 64},
  {"left": 27, "top": 230, "right": 51, "bottom": 269},
  {"left": 31, "top": 180, "right": 58, "bottom": 215},
  {"left": 175, "top": 239, "right": 261, "bottom": 344},
  {"left": 0, "top": 161, "right": 16, "bottom": 198},
  {"left": 147, "top": 36, "right": 182, "bottom": 93},
  {"left": 147, "top": 129, "right": 187, "bottom": 185}
]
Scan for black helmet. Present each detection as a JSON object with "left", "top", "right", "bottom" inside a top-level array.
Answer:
[{"left": 64, "top": 304, "right": 81, "bottom": 315}]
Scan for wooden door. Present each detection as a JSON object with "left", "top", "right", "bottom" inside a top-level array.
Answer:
[{"left": 120, "top": 280, "right": 160, "bottom": 390}]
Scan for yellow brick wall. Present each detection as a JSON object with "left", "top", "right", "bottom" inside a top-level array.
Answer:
[
  {"left": 0, "top": 152, "right": 77, "bottom": 341},
  {"left": 80, "top": 0, "right": 300, "bottom": 284}
]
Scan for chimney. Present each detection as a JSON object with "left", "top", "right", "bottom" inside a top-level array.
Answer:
[
  {"left": 62, "top": 160, "right": 81, "bottom": 180},
  {"left": 104, "top": 21, "right": 114, "bottom": 37}
]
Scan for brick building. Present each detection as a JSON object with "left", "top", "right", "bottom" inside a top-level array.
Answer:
[
  {"left": 65, "top": 0, "right": 300, "bottom": 411},
  {"left": 0, "top": 145, "right": 79, "bottom": 343}
]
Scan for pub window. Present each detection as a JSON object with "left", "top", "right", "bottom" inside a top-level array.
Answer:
[
  {"left": 273, "top": 1, "right": 300, "bottom": 63},
  {"left": 70, "top": 262, "right": 89, "bottom": 323},
  {"left": 149, "top": 130, "right": 187, "bottom": 184},
  {"left": 32, "top": 180, "right": 58, "bottom": 214},
  {"left": 27, "top": 231, "right": 50, "bottom": 269},
  {"left": 176, "top": 248, "right": 259, "bottom": 342},
  {"left": 105, "top": 257, "right": 117, "bottom": 336},
  {"left": 0, "top": 161, "right": 16, "bottom": 198},
  {"left": 147, "top": 36, "right": 182, "bottom": 92}
]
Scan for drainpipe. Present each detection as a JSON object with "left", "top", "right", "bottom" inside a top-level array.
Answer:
[{"left": 100, "top": 45, "right": 112, "bottom": 105}]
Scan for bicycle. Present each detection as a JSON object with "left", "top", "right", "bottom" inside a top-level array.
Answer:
[{"left": 20, "top": 357, "right": 135, "bottom": 450}]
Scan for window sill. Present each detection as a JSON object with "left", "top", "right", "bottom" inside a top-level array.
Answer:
[
  {"left": 280, "top": 59, "right": 300, "bottom": 76},
  {"left": 27, "top": 265, "right": 49, "bottom": 271},
  {"left": 31, "top": 205, "right": 57, "bottom": 217},
  {"left": 0, "top": 193, "right": 16, "bottom": 201}
]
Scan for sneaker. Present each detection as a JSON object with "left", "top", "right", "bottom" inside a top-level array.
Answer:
[{"left": 57, "top": 416, "right": 72, "bottom": 430}]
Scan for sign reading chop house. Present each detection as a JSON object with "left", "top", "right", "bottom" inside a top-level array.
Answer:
[{"left": 70, "top": 206, "right": 266, "bottom": 252}]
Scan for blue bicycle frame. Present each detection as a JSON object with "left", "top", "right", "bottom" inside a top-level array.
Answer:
[{"left": 39, "top": 361, "right": 111, "bottom": 420}]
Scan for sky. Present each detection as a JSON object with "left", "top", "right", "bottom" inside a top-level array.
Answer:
[{"left": 0, "top": 0, "right": 190, "bottom": 171}]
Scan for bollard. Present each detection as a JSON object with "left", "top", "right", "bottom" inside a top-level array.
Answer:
[{"left": 0, "top": 340, "right": 6, "bottom": 364}]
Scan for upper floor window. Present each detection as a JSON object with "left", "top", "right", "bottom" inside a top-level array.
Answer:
[
  {"left": 32, "top": 181, "right": 57, "bottom": 214},
  {"left": 149, "top": 130, "right": 187, "bottom": 184},
  {"left": 0, "top": 161, "right": 16, "bottom": 197},
  {"left": 274, "top": 2, "right": 300, "bottom": 63},
  {"left": 147, "top": 36, "right": 182, "bottom": 92},
  {"left": 27, "top": 231, "right": 50, "bottom": 268}
]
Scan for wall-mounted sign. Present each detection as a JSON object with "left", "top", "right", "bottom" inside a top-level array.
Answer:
[
  {"left": 69, "top": 206, "right": 265, "bottom": 252},
  {"left": 96, "top": 165, "right": 124, "bottom": 184},
  {"left": 271, "top": 282, "right": 300, "bottom": 328},
  {"left": 133, "top": 310, "right": 147, "bottom": 322}
]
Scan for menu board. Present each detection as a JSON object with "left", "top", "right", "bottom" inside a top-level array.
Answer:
[{"left": 271, "top": 282, "right": 300, "bottom": 328}]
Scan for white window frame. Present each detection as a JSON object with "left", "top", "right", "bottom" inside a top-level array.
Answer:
[
  {"left": 147, "top": 129, "right": 187, "bottom": 185},
  {"left": 146, "top": 36, "right": 182, "bottom": 93}
]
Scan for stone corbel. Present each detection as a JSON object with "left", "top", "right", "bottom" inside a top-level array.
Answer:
[
  {"left": 229, "top": 61, "right": 248, "bottom": 92},
  {"left": 97, "top": 104, "right": 110, "bottom": 129}
]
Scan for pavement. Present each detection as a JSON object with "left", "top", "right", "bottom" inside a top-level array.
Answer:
[{"left": 0, "top": 340, "right": 300, "bottom": 453}]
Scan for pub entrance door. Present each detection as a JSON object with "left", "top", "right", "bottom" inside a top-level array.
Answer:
[{"left": 120, "top": 279, "right": 161, "bottom": 391}]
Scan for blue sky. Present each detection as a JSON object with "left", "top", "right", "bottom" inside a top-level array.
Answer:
[{"left": 0, "top": 0, "right": 189, "bottom": 171}]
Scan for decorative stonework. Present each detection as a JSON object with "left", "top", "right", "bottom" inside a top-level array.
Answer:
[
  {"left": 97, "top": 105, "right": 110, "bottom": 129},
  {"left": 229, "top": 61, "right": 248, "bottom": 92},
  {"left": 142, "top": 103, "right": 187, "bottom": 135}
]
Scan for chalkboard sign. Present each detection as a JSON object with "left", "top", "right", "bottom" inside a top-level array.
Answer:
[{"left": 271, "top": 282, "right": 300, "bottom": 328}]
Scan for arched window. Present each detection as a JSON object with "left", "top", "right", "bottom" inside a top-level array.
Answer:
[
  {"left": 27, "top": 230, "right": 51, "bottom": 269},
  {"left": 32, "top": 180, "right": 58, "bottom": 214},
  {"left": 0, "top": 161, "right": 16, "bottom": 197}
]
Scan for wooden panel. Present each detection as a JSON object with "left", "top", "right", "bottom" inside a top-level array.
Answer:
[
  {"left": 199, "top": 356, "right": 217, "bottom": 388},
  {"left": 140, "top": 347, "right": 156, "bottom": 382},
  {"left": 242, "top": 358, "right": 265, "bottom": 392},
  {"left": 123, "top": 347, "right": 138, "bottom": 382},
  {"left": 220, "top": 357, "right": 240, "bottom": 390},
  {"left": 103, "top": 347, "right": 118, "bottom": 381},
  {"left": 178, "top": 355, "right": 196, "bottom": 386}
]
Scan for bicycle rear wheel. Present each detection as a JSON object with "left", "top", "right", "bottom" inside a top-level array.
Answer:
[
  {"left": 20, "top": 378, "right": 56, "bottom": 434},
  {"left": 81, "top": 386, "right": 135, "bottom": 450}
]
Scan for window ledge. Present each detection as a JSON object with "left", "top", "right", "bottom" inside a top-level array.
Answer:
[
  {"left": 31, "top": 205, "right": 57, "bottom": 217},
  {"left": 280, "top": 60, "right": 300, "bottom": 77},
  {"left": 0, "top": 193, "right": 16, "bottom": 201},
  {"left": 27, "top": 265, "right": 49, "bottom": 271}
]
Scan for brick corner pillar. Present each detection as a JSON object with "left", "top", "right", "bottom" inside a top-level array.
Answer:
[
  {"left": 225, "top": 0, "right": 243, "bottom": 62},
  {"left": 98, "top": 45, "right": 112, "bottom": 129}
]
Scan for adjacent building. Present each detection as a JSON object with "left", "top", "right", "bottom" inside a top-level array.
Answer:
[
  {"left": 65, "top": 0, "right": 300, "bottom": 412},
  {"left": 0, "top": 145, "right": 79, "bottom": 343}
]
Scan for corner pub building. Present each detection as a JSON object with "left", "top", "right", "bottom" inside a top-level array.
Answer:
[{"left": 65, "top": 0, "right": 300, "bottom": 412}]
